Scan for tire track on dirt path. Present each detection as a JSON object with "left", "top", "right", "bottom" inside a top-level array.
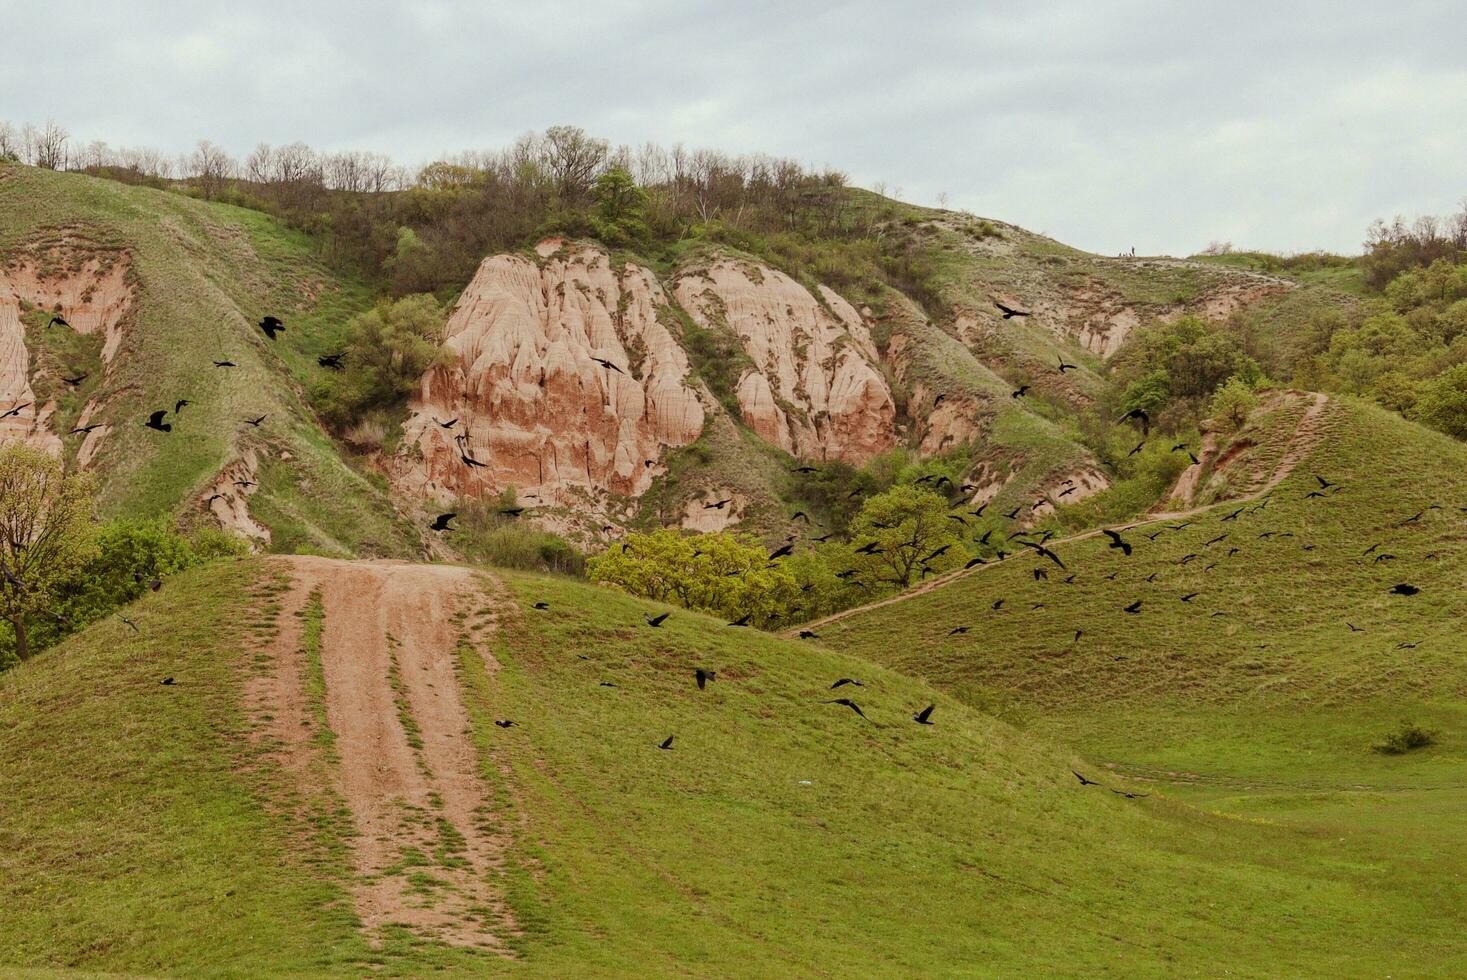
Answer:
[
  {"left": 790, "top": 393, "right": 1332, "bottom": 636},
  {"left": 273, "top": 556, "right": 516, "bottom": 953}
]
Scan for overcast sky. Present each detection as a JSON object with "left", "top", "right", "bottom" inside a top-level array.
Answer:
[{"left": 2, "top": 0, "right": 1462, "bottom": 255}]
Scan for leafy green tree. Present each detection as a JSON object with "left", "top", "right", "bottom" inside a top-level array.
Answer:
[
  {"left": 846, "top": 485, "right": 965, "bottom": 588},
  {"left": 318, "top": 294, "right": 449, "bottom": 425},
  {"left": 588, "top": 529, "right": 800, "bottom": 625},
  {"left": 1208, "top": 377, "right": 1260, "bottom": 432},
  {"left": 1413, "top": 363, "right": 1467, "bottom": 439},
  {"left": 592, "top": 167, "right": 650, "bottom": 244},
  {"left": 0, "top": 446, "right": 96, "bottom": 663}
]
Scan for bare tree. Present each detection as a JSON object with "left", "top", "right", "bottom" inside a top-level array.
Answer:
[
  {"left": 33, "top": 119, "right": 68, "bottom": 170},
  {"left": 540, "top": 125, "right": 608, "bottom": 203},
  {"left": 186, "top": 140, "right": 237, "bottom": 200},
  {"left": 0, "top": 121, "right": 18, "bottom": 161}
]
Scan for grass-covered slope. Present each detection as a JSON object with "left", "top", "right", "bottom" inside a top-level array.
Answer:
[
  {"left": 3, "top": 551, "right": 1464, "bottom": 975},
  {"left": 816, "top": 397, "right": 1467, "bottom": 969},
  {"left": 0, "top": 163, "right": 417, "bottom": 557}
]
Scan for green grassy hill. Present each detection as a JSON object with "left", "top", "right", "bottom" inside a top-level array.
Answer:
[
  {"left": 0, "top": 162, "right": 418, "bottom": 556},
  {"left": 2, "top": 547, "right": 1463, "bottom": 976},
  {"left": 812, "top": 396, "right": 1467, "bottom": 970}
]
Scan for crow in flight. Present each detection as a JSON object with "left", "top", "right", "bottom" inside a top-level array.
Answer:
[
  {"left": 0, "top": 403, "right": 30, "bottom": 419},
  {"left": 798, "top": 630, "right": 820, "bottom": 640},
  {"left": 318, "top": 352, "right": 345, "bottom": 370},
  {"left": 1101, "top": 529, "right": 1132, "bottom": 556},
  {"left": 460, "top": 449, "right": 488, "bottom": 468},
  {"left": 830, "top": 678, "right": 863, "bottom": 689},
  {"left": 912, "top": 704, "right": 935, "bottom": 725},
  {"left": 1072, "top": 770, "right": 1100, "bottom": 786},
  {"left": 591, "top": 356, "right": 624, "bottom": 374},
  {"left": 768, "top": 543, "right": 794, "bottom": 560},
  {"left": 1056, "top": 357, "right": 1078, "bottom": 373},
  {"left": 1389, "top": 584, "right": 1420, "bottom": 596},
  {"left": 243, "top": 415, "right": 266, "bottom": 427},
  {"left": 995, "top": 301, "right": 1030, "bottom": 319},
  {"left": 213, "top": 359, "right": 236, "bottom": 368},
  {"left": 499, "top": 507, "right": 525, "bottom": 517},
  {"left": 430, "top": 513, "right": 456, "bottom": 531},
  {"left": 1011, "top": 385, "right": 1030, "bottom": 398},
  {"left": 1117, "top": 407, "right": 1150, "bottom": 435},
  {"left": 727, "top": 614, "right": 751, "bottom": 627},
  {"left": 644, "top": 612, "right": 670, "bottom": 627},
  {"left": 259, "top": 316, "right": 285, "bottom": 339},
  {"left": 657, "top": 735, "right": 675, "bottom": 749},
  {"left": 695, "top": 668, "right": 716, "bottom": 690},
  {"left": 61, "top": 373, "right": 88, "bottom": 387},
  {"left": 69, "top": 423, "right": 103, "bottom": 435},
  {"left": 823, "top": 698, "right": 866, "bottom": 718},
  {"left": 531, "top": 601, "right": 550, "bottom": 610},
  {"left": 1123, "top": 600, "right": 1142, "bottom": 614},
  {"left": 144, "top": 410, "right": 171, "bottom": 432},
  {"left": 433, "top": 417, "right": 458, "bottom": 429},
  {"left": 854, "top": 542, "right": 882, "bottom": 555},
  {"left": 48, "top": 314, "right": 71, "bottom": 328},
  {"left": 1021, "top": 540, "right": 1065, "bottom": 569}
]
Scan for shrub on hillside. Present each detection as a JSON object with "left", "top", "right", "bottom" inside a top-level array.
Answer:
[
  {"left": 1209, "top": 377, "right": 1261, "bottom": 433},
  {"left": 588, "top": 529, "right": 800, "bottom": 625},
  {"left": 1, "top": 515, "right": 247, "bottom": 669},
  {"left": 451, "top": 498, "right": 586, "bottom": 577},
  {"left": 1372, "top": 720, "right": 1437, "bottom": 755}
]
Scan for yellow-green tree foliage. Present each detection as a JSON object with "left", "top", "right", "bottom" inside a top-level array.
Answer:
[
  {"left": 846, "top": 485, "right": 966, "bottom": 587},
  {"left": 587, "top": 529, "right": 799, "bottom": 626},
  {"left": 0, "top": 445, "right": 97, "bottom": 661}
]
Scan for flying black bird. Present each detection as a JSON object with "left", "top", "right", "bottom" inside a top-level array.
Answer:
[
  {"left": 1056, "top": 357, "right": 1078, "bottom": 373},
  {"left": 48, "top": 314, "right": 71, "bottom": 328},
  {"left": 798, "top": 630, "right": 820, "bottom": 639},
  {"left": 1203, "top": 533, "right": 1228, "bottom": 547},
  {"left": 964, "top": 556, "right": 985, "bottom": 569},
  {"left": 213, "top": 359, "right": 236, "bottom": 368},
  {"left": 0, "top": 402, "right": 31, "bottom": 419},
  {"left": 727, "top": 614, "right": 751, "bottom": 627},
  {"left": 61, "top": 373, "right": 88, "bottom": 387},
  {"left": 591, "top": 356, "right": 624, "bottom": 374},
  {"left": 702, "top": 498, "right": 734, "bottom": 511},
  {"left": 1389, "top": 584, "right": 1420, "bottom": 596},
  {"left": 119, "top": 615, "right": 139, "bottom": 632},
  {"left": 645, "top": 612, "right": 670, "bottom": 628},
  {"left": 695, "top": 668, "right": 716, "bottom": 690},
  {"left": 932, "top": 393, "right": 946, "bottom": 408},
  {"left": 970, "top": 504, "right": 988, "bottom": 518},
  {"left": 1033, "top": 568, "right": 1047, "bottom": 581},
  {"left": 823, "top": 698, "right": 866, "bottom": 718},
  {"left": 1315, "top": 475, "right": 1336, "bottom": 489},
  {"left": 159, "top": 677, "right": 176, "bottom": 686},
  {"left": 144, "top": 410, "right": 171, "bottom": 432},
  {"left": 1346, "top": 623, "right": 1364, "bottom": 632},
  {"left": 995, "top": 301, "right": 1030, "bottom": 319},
  {"left": 243, "top": 415, "right": 266, "bottom": 427},
  {"left": 1117, "top": 407, "right": 1151, "bottom": 435},
  {"left": 1180, "top": 592, "right": 1201, "bottom": 602},
  {"left": 1127, "top": 440, "right": 1145, "bottom": 457},
  {"left": 1073, "top": 629, "right": 1084, "bottom": 643},
  {"left": 1123, "top": 600, "right": 1142, "bottom": 614},
  {"left": 949, "top": 626, "right": 971, "bottom": 635},
  {"left": 912, "top": 704, "right": 935, "bottom": 725},
  {"left": 318, "top": 352, "right": 346, "bottom": 370},
  {"left": 259, "top": 316, "right": 285, "bottom": 339},
  {"left": 460, "top": 450, "right": 488, "bottom": 468},
  {"left": 830, "top": 678, "right": 864, "bottom": 689},
  {"left": 1011, "top": 385, "right": 1030, "bottom": 398},
  {"left": 1101, "top": 529, "right": 1132, "bottom": 556},
  {"left": 1021, "top": 540, "right": 1065, "bottom": 569},
  {"left": 1112, "top": 789, "right": 1150, "bottom": 799},
  {"left": 991, "top": 598, "right": 1005, "bottom": 610},
  {"left": 924, "top": 544, "right": 952, "bottom": 562},
  {"left": 433, "top": 417, "right": 458, "bottom": 429},
  {"left": 1304, "top": 491, "right": 1326, "bottom": 499},
  {"left": 1221, "top": 508, "right": 1244, "bottom": 522},
  {"left": 493, "top": 719, "right": 515, "bottom": 728},
  {"left": 499, "top": 507, "right": 525, "bottom": 517},
  {"left": 811, "top": 533, "right": 833, "bottom": 542},
  {"left": 947, "top": 514, "right": 969, "bottom": 527},
  {"left": 69, "top": 423, "right": 102, "bottom": 434},
  {"left": 1072, "top": 770, "right": 1100, "bottom": 786},
  {"left": 854, "top": 541, "right": 882, "bottom": 555},
  {"left": 1003, "top": 506, "right": 1022, "bottom": 519},
  {"left": 430, "top": 513, "right": 456, "bottom": 531},
  {"left": 532, "top": 601, "right": 550, "bottom": 610},
  {"left": 768, "top": 543, "right": 794, "bottom": 560},
  {"left": 657, "top": 735, "right": 675, "bottom": 749}
]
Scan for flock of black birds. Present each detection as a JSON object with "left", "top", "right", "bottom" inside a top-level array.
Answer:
[{"left": 489, "top": 595, "right": 946, "bottom": 748}]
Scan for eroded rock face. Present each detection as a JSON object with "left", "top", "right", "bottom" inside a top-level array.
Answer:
[
  {"left": 0, "top": 248, "right": 135, "bottom": 455},
  {"left": 393, "top": 243, "right": 705, "bottom": 505},
  {"left": 672, "top": 258, "right": 896, "bottom": 462}
]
